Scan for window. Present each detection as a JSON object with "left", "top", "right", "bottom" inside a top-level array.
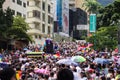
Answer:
[
  {"left": 35, "top": 35, "right": 37, "bottom": 39},
  {"left": 48, "top": 5, "right": 50, "bottom": 13},
  {"left": 50, "top": 17, "right": 53, "bottom": 24},
  {"left": 42, "top": 24, "right": 45, "bottom": 33},
  {"left": 48, "top": 26, "right": 51, "bottom": 34},
  {"left": 17, "top": 0, "right": 22, "bottom": 5},
  {"left": 12, "top": 10, "right": 15, "bottom": 15},
  {"left": 27, "top": 1, "right": 29, "bottom": 6},
  {"left": 27, "top": 12, "right": 32, "bottom": 18},
  {"left": 17, "top": 12, "right": 22, "bottom": 16},
  {"left": 69, "top": 4, "right": 75, "bottom": 8},
  {"left": 42, "top": 2, "right": 45, "bottom": 11},
  {"left": 33, "top": 10, "right": 40, "bottom": 19},
  {"left": 35, "top": 23, "right": 40, "bottom": 29},
  {"left": 35, "top": 1, "right": 40, "bottom": 7},
  {"left": 42, "top": 13, "right": 45, "bottom": 21},
  {"left": 23, "top": 14, "right": 26, "bottom": 18},
  {"left": 23, "top": 2, "right": 26, "bottom": 8},
  {"left": 48, "top": 16, "right": 50, "bottom": 24},
  {"left": 12, "top": 0, "right": 15, "bottom": 3},
  {"left": 39, "top": 35, "right": 41, "bottom": 39}
]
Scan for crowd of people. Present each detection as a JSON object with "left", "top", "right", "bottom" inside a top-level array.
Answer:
[{"left": 0, "top": 41, "right": 120, "bottom": 80}]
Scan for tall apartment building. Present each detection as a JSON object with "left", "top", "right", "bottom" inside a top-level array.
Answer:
[
  {"left": 26, "top": 0, "right": 53, "bottom": 45},
  {"left": 3, "top": 0, "right": 27, "bottom": 18},
  {"left": 3, "top": 0, "right": 54, "bottom": 45},
  {"left": 69, "top": 0, "right": 85, "bottom": 10},
  {"left": 69, "top": 0, "right": 75, "bottom": 9},
  {"left": 75, "top": 0, "right": 85, "bottom": 10}
]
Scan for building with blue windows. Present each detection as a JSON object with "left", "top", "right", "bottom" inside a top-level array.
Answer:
[{"left": 56, "top": 0, "right": 62, "bottom": 32}]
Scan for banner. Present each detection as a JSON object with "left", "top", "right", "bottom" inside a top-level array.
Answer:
[
  {"left": 62, "top": 0, "right": 69, "bottom": 35},
  {"left": 89, "top": 14, "right": 96, "bottom": 32},
  {"left": 57, "top": 0, "right": 62, "bottom": 31}
]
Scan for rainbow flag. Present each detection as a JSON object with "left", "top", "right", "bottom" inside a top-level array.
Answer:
[
  {"left": 53, "top": 52, "right": 60, "bottom": 58},
  {"left": 0, "top": 55, "right": 3, "bottom": 62}
]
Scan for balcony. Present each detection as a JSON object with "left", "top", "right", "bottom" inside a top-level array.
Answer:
[
  {"left": 26, "top": 17, "right": 41, "bottom": 23},
  {"left": 27, "top": 28, "right": 42, "bottom": 35},
  {"left": 69, "top": 0, "right": 75, "bottom": 4},
  {"left": 27, "top": 6, "right": 41, "bottom": 12}
]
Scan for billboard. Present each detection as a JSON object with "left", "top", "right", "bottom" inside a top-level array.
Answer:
[
  {"left": 62, "top": 0, "right": 69, "bottom": 35},
  {"left": 89, "top": 14, "right": 96, "bottom": 32},
  {"left": 57, "top": 0, "right": 62, "bottom": 31},
  {"left": 77, "top": 25, "right": 89, "bottom": 30}
]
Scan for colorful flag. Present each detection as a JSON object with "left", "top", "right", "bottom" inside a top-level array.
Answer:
[{"left": 0, "top": 55, "right": 3, "bottom": 62}]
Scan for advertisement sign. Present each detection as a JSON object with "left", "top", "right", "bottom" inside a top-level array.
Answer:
[
  {"left": 57, "top": 0, "right": 62, "bottom": 31},
  {"left": 62, "top": 0, "right": 69, "bottom": 35},
  {"left": 89, "top": 14, "right": 96, "bottom": 32},
  {"left": 77, "top": 25, "right": 89, "bottom": 30}
]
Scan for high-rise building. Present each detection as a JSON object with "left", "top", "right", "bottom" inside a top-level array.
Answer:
[
  {"left": 69, "top": 0, "right": 88, "bottom": 40},
  {"left": 69, "top": 0, "right": 86, "bottom": 10},
  {"left": 75, "top": 0, "right": 86, "bottom": 10},
  {"left": 56, "top": 0, "right": 69, "bottom": 37},
  {"left": 3, "top": 0, "right": 54, "bottom": 45},
  {"left": 26, "top": 0, "right": 54, "bottom": 45},
  {"left": 69, "top": 0, "right": 75, "bottom": 9},
  {"left": 3, "top": 0, "right": 27, "bottom": 18},
  {"left": 50, "top": 0, "right": 57, "bottom": 21}
]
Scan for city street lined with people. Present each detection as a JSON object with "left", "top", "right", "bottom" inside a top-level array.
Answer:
[{"left": 0, "top": 41, "right": 120, "bottom": 80}]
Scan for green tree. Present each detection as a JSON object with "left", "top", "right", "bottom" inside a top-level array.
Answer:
[
  {"left": 97, "top": 0, "right": 120, "bottom": 28},
  {"left": 6, "top": 16, "right": 32, "bottom": 42},
  {"left": 83, "top": 0, "right": 101, "bottom": 14},
  {"left": 86, "top": 26, "right": 118, "bottom": 50},
  {"left": 0, "top": 7, "right": 13, "bottom": 40},
  {"left": 0, "top": 0, "right": 5, "bottom": 8}
]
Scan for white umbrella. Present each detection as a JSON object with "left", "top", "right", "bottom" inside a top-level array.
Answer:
[{"left": 56, "top": 59, "right": 78, "bottom": 65}]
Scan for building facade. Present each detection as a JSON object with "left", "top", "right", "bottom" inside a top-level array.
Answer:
[
  {"left": 3, "top": 0, "right": 27, "bottom": 18},
  {"left": 75, "top": 0, "right": 85, "bottom": 10},
  {"left": 26, "top": 0, "right": 53, "bottom": 45},
  {"left": 69, "top": 0, "right": 88, "bottom": 40},
  {"left": 69, "top": 0, "right": 75, "bottom": 9},
  {"left": 69, "top": 8, "right": 87, "bottom": 39},
  {"left": 69, "top": 0, "right": 85, "bottom": 10},
  {"left": 3, "top": 0, "right": 54, "bottom": 45}
]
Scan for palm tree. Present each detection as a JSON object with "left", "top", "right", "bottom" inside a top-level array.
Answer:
[{"left": 82, "top": 0, "right": 101, "bottom": 14}]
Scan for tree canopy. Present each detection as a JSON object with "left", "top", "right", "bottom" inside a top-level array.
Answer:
[
  {"left": 0, "top": 0, "right": 32, "bottom": 46},
  {"left": 6, "top": 16, "right": 32, "bottom": 42},
  {"left": 0, "top": 0, "right": 5, "bottom": 8},
  {"left": 97, "top": 0, "right": 120, "bottom": 28},
  {"left": 83, "top": 0, "right": 102, "bottom": 14},
  {"left": 86, "top": 0, "right": 119, "bottom": 51},
  {"left": 86, "top": 26, "right": 118, "bottom": 51},
  {"left": 0, "top": 7, "right": 13, "bottom": 40}
]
